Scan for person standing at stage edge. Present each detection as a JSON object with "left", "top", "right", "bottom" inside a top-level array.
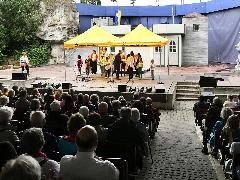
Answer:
[
  {"left": 20, "top": 50, "right": 30, "bottom": 76},
  {"left": 77, "top": 55, "right": 83, "bottom": 75},
  {"left": 91, "top": 50, "right": 98, "bottom": 74},
  {"left": 114, "top": 50, "right": 122, "bottom": 80}
]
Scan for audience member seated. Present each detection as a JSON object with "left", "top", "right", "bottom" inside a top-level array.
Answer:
[
  {"left": 44, "top": 95, "right": 54, "bottom": 113},
  {"left": 111, "top": 100, "right": 121, "bottom": 118},
  {"left": 75, "top": 93, "right": 84, "bottom": 110},
  {"left": 131, "top": 108, "right": 149, "bottom": 157},
  {"left": 223, "top": 94, "right": 236, "bottom": 109},
  {"left": 103, "top": 96, "right": 113, "bottom": 114},
  {"left": 79, "top": 106, "right": 89, "bottom": 120},
  {"left": 90, "top": 94, "right": 99, "bottom": 111},
  {"left": 23, "top": 99, "right": 42, "bottom": 130},
  {"left": 60, "top": 125, "right": 119, "bottom": 180},
  {"left": 7, "top": 90, "right": 17, "bottom": 108},
  {"left": 193, "top": 95, "right": 209, "bottom": 126},
  {"left": 88, "top": 112, "right": 108, "bottom": 144},
  {"left": 30, "top": 111, "right": 59, "bottom": 157},
  {"left": 45, "top": 100, "right": 69, "bottom": 136},
  {"left": 2, "top": 87, "right": 8, "bottom": 96},
  {"left": 83, "top": 94, "right": 96, "bottom": 112},
  {"left": 29, "top": 88, "right": 44, "bottom": 105},
  {"left": 54, "top": 89, "right": 63, "bottom": 101},
  {"left": 69, "top": 89, "right": 77, "bottom": 102},
  {"left": 99, "top": 102, "right": 116, "bottom": 128},
  {"left": 61, "top": 94, "right": 75, "bottom": 117},
  {"left": 20, "top": 128, "right": 60, "bottom": 178},
  {"left": 209, "top": 107, "right": 233, "bottom": 158},
  {"left": 14, "top": 90, "right": 30, "bottom": 122},
  {"left": 202, "top": 97, "right": 223, "bottom": 154},
  {"left": 12, "top": 85, "right": 19, "bottom": 97},
  {"left": 224, "top": 142, "right": 240, "bottom": 179},
  {"left": 0, "top": 95, "right": 9, "bottom": 107},
  {"left": 0, "top": 154, "right": 41, "bottom": 180},
  {"left": 0, "top": 141, "right": 18, "bottom": 171},
  {"left": 58, "top": 113, "right": 86, "bottom": 156},
  {"left": 0, "top": 106, "right": 19, "bottom": 148},
  {"left": 108, "top": 107, "right": 145, "bottom": 170}
]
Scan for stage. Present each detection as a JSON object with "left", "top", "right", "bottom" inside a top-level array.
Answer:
[{"left": 0, "top": 63, "right": 237, "bottom": 109}]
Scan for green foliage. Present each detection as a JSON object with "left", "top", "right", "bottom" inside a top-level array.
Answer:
[
  {"left": 17, "top": 44, "right": 51, "bottom": 67},
  {"left": 0, "top": 0, "right": 42, "bottom": 54}
]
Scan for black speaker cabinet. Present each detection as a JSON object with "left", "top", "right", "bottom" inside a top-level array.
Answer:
[
  {"left": 118, "top": 85, "right": 127, "bottom": 92},
  {"left": 199, "top": 76, "right": 217, "bottom": 87},
  {"left": 62, "top": 83, "right": 72, "bottom": 89},
  {"left": 12, "top": 73, "right": 27, "bottom": 80},
  {"left": 155, "top": 84, "right": 165, "bottom": 93}
]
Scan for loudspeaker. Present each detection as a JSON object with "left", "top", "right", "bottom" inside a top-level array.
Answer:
[
  {"left": 118, "top": 85, "right": 127, "bottom": 92},
  {"left": 199, "top": 76, "right": 217, "bottom": 87},
  {"left": 62, "top": 83, "right": 72, "bottom": 89},
  {"left": 12, "top": 73, "right": 27, "bottom": 80},
  {"left": 155, "top": 84, "right": 165, "bottom": 93}
]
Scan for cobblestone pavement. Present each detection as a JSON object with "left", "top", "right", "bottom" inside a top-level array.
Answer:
[{"left": 137, "top": 101, "right": 218, "bottom": 180}]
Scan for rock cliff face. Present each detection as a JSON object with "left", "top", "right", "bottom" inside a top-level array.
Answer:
[{"left": 37, "top": 1, "right": 79, "bottom": 64}]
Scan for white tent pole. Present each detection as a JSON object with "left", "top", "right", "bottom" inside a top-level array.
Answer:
[
  {"left": 64, "top": 48, "right": 66, "bottom": 81},
  {"left": 167, "top": 45, "right": 170, "bottom": 75}
]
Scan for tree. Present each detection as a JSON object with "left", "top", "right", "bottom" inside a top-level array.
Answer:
[
  {"left": 80, "top": 0, "right": 101, "bottom": 5},
  {"left": 0, "top": 0, "right": 42, "bottom": 54}
]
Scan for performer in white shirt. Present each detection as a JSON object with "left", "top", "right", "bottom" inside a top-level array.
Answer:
[{"left": 20, "top": 50, "right": 30, "bottom": 76}]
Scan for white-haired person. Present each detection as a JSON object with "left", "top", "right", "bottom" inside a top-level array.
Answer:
[
  {"left": 0, "top": 95, "right": 9, "bottom": 107},
  {"left": 223, "top": 94, "right": 237, "bottom": 109},
  {"left": 79, "top": 105, "right": 89, "bottom": 120},
  {"left": 0, "top": 154, "right": 41, "bottom": 180},
  {"left": 45, "top": 100, "right": 69, "bottom": 136},
  {"left": 131, "top": 108, "right": 149, "bottom": 157},
  {"left": 58, "top": 113, "right": 86, "bottom": 156},
  {"left": 30, "top": 111, "right": 59, "bottom": 159},
  {"left": 0, "top": 106, "right": 19, "bottom": 148},
  {"left": 20, "top": 128, "right": 60, "bottom": 178},
  {"left": 98, "top": 102, "right": 116, "bottom": 128},
  {"left": 60, "top": 125, "right": 119, "bottom": 180}
]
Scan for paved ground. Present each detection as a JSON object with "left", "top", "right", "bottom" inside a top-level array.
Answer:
[{"left": 137, "top": 101, "right": 218, "bottom": 180}]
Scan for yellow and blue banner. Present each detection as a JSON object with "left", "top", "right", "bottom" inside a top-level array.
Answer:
[{"left": 115, "top": 9, "right": 122, "bottom": 26}]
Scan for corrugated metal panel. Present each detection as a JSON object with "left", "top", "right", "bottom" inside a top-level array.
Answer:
[
  {"left": 76, "top": 1, "right": 240, "bottom": 17},
  {"left": 175, "top": 3, "right": 206, "bottom": 16}
]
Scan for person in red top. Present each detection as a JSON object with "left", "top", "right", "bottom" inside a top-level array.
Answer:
[{"left": 77, "top": 55, "right": 83, "bottom": 75}]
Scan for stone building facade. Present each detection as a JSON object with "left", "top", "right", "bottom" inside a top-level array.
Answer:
[{"left": 182, "top": 14, "right": 208, "bottom": 66}]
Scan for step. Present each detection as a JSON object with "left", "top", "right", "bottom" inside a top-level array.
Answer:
[
  {"left": 176, "top": 93, "right": 200, "bottom": 98},
  {"left": 176, "top": 97, "right": 198, "bottom": 101},
  {"left": 177, "top": 81, "right": 199, "bottom": 85},
  {"left": 176, "top": 85, "right": 200, "bottom": 89},
  {"left": 176, "top": 89, "right": 200, "bottom": 94}
]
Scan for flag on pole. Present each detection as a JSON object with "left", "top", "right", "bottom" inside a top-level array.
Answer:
[{"left": 115, "top": 9, "right": 122, "bottom": 26}]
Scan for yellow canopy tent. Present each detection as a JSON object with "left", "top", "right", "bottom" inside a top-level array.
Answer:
[
  {"left": 64, "top": 25, "right": 119, "bottom": 48},
  {"left": 113, "top": 24, "right": 169, "bottom": 47}
]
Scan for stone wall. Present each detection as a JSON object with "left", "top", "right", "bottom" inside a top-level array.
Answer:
[
  {"left": 37, "top": 1, "right": 79, "bottom": 64},
  {"left": 182, "top": 16, "right": 208, "bottom": 66}
]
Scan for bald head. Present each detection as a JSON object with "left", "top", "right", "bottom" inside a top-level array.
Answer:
[{"left": 76, "top": 125, "right": 98, "bottom": 152}]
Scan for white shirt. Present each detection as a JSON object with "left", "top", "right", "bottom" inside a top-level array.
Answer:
[
  {"left": 60, "top": 151, "right": 119, "bottom": 180},
  {"left": 20, "top": 55, "right": 29, "bottom": 64},
  {"left": 35, "top": 157, "right": 60, "bottom": 178}
]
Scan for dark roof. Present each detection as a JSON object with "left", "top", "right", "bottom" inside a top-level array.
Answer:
[{"left": 76, "top": 0, "right": 240, "bottom": 17}]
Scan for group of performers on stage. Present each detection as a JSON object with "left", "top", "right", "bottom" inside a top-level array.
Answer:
[{"left": 77, "top": 48, "right": 146, "bottom": 82}]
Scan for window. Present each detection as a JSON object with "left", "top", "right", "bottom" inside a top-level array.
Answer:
[
  {"left": 169, "top": 41, "right": 177, "bottom": 53},
  {"left": 155, "top": 47, "right": 162, "bottom": 53},
  {"left": 110, "top": 47, "right": 115, "bottom": 53},
  {"left": 193, "top": 24, "right": 200, "bottom": 31}
]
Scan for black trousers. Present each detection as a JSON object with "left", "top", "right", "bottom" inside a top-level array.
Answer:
[
  {"left": 21, "top": 65, "right": 29, "bottom": 75},
  {"left": 92, "top": 61, "right": 97, "bottom": 74}
]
